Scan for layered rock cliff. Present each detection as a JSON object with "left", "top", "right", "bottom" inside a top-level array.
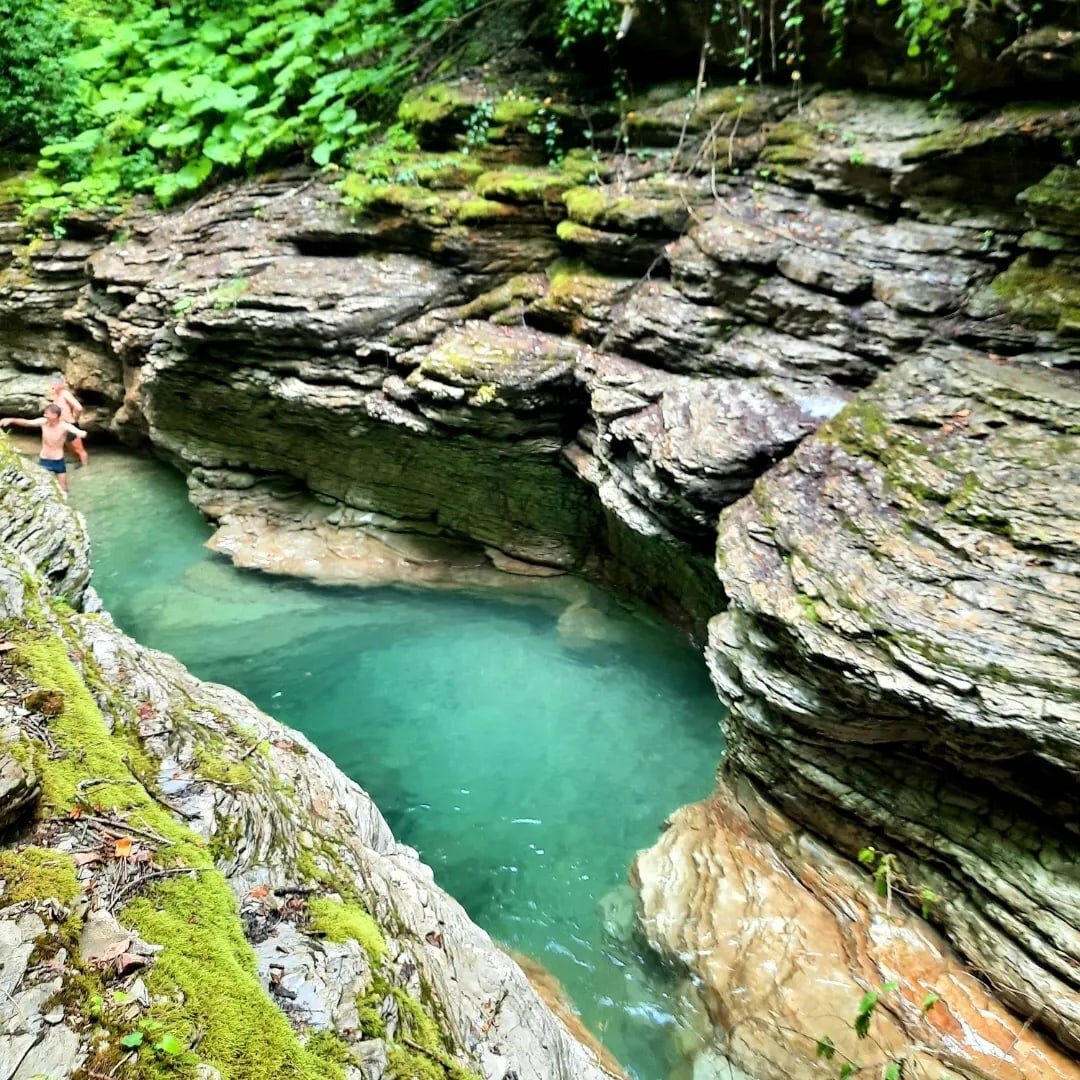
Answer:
[
  {"left": 0, "top": 439, "right": 615, "bottom": 1079},
  {"left": 2, "top": 71, "right": 1079, "bottom": 1078}
]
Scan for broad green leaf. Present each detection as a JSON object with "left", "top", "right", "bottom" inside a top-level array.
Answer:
[
  {"left": 148, "top": 124, "right": 203, "bottom": 149},
  {"left": 154, "top": 1034, "right": 185, "bottom": 1056},
  {"left": 311, "top": 140, "right": 336, "bottom": 166},
  {"left": 120, "top": 1031, "right": 144, "bottom": 1048}
]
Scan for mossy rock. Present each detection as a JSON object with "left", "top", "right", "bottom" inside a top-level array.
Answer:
[
  {"left": 990, "top": 254, "right": 1080, "bottom": 335},
  {"left": 1019, "top": 166, "right": 1080, "bottom": 238},
  {"left": 0, "top": 846, "right": 80, "bottom": 905},
  {"left": 903, "top": 104, "right": 1079, "bottom": 164},
  {"left": 398, "top": 84, "right": 473, "bottom": 149},
  {"left": 563, "top": 185, "right": 689, "bottom": 235},
  {"left": 344, "top": 149, "right": 483, "bottom": 192},
  {"left": 5, "top": 631, "right": 343, "bottom": 1080},
  {"left": 308, "top": 897, "right": 387, "bottom": 962},
  {"left": 339, "top": 178, "right": 517, "bottom": 228},
  {"left": 340, "top": 178, "right": 444, "bottom": 218},
  {"left": 491, "top": 95, "right": 542, "bottom": 126},
  {"left": 451, "top": 196, "right": 518, "bottom": 225},
  {"left": 625, "top": 84, "right": 788, "bottom": 146},
  {"left": 474, "top": 168, "right": 575, "bottom": 204},
  {"left": 760, "top": 119, "right": 817, "bottom": 167}
]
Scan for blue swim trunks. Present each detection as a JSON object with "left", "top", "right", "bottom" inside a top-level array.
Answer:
[{"left": 38, "top": 457, "right": 66, "bottom": 475}]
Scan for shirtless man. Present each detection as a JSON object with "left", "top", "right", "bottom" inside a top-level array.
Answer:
[
  {"left": 50, "top": 374, "right": 89, "bottom": 466},
  {"left": 1, "top": 405, "right": 88, "bottom": 491}
]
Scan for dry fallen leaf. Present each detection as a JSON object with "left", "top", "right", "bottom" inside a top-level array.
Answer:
[
  {"left": 0, "top": 641, "right": 17, "bottom": 652},
  {"left": 248, "top": 885, "right": 270, "bottom": 899}
]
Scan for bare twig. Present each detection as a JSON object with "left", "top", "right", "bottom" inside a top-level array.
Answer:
[
  {"left": 76, "top": 814, "right": 170, "bottom": 846},
  {"left": 727, "top": 103, "right": 744, "bottom": 169},
  {"left": 112, "top": 866, "right": 205, "bottom": 907},
  {"left": 108, "top": 1051, "right": 135, "bottom": 1078},
  {"left": 673, "top": 37, "right": 711, "bottom": 170},
  {"left": 77, "top": 778, "right": 135, "bottom": 794},
  {"left": 273, "top": 885, "right": 319, "bottom": 897},
  {"left": 238, "top": 739, "right": 264, "bottom": 762}
]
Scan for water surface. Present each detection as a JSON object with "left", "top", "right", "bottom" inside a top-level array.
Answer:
[{"left": 69, "top": 450, "right": 725, "bottom": 1078}]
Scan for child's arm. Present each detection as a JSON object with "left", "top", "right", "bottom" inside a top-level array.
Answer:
[
  {"left": 0, "top": 418, "right": 45, "bottom": 428},
  {"left": 64, "top": 390, "right": 84, "bottom": 417},
  {"left": 64, "top": 422, "right": 88, "bottom": 439}
]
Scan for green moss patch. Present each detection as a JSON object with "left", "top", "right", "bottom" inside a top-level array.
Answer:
[
  {"left": 193, "top": 737, "right": 255, "bottom": 788},
  {"left": 563, "top": 185, "right": 687, "bottom": 234},
  {"left": 308, "top": 897, "right": 387, "bottom": 962},
  {"left": 991, "top": 255, "right": 1080, "bottom": 335},
  {"left": 5, "top": 617, "right": 333, "bottom": 1080},
  {"left": 304, "top": 1031, "right": 351, "bottom": 1078},
  {"left": 357, "top": 979, "right": 480, "bottom": 1080},
  {"left": 398, "top": 84, "right": 471, "bottom": 146},
  {"left": 1019, "top": 166, "right": 1080, "bottom": 236},
  {"left": 0, "top": 846, "right": 80, "bottom": 906},
  {"left": 452, "top": 196, "right": 516, "bottom": 225},
  {"left": 14, "top": 634, "right": 165, "bottom": 819},
  {"left": 475, "top": 168, "right": 570, "bottom": 204},
  {"left": 126, "top": 875, "right": 329, "bottom": 1080}
]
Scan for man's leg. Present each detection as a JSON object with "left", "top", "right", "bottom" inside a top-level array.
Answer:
[{"left": 66, "top": 432, "right": 88, "bottom": 466}]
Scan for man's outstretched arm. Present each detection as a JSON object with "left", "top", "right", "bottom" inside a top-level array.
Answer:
[
  {"left": 0, "top": 418, "right": 45, "bottom": 428},
  {"left": 63, "top": 422, "right": 88, "bottom": 439}
]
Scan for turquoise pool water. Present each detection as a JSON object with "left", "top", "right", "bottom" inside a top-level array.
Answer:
[{"left": 69, "top": 450, "right": 725, "bottom": 1079}]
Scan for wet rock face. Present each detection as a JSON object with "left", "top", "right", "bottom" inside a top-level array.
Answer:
[
  {"left": 1, "top": 79, "right": 1079, "bottom": 1077},
  {"left": 633, "top": 780, "right": 1080, "bottom": 1080},
  {"left": 707, "top": 349, "right": 1080, "bottom": 1052}
]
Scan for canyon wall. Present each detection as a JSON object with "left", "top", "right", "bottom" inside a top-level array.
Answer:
[{"left": 2, "top": 72, "right": 1078, "bottom": 1077}]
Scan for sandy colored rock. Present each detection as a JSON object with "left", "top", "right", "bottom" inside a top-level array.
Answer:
[{"left": 634, "top": 781, "right": 1079, "bottom": 1080}]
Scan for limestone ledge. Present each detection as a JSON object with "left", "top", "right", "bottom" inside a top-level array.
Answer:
[{"left": 0, "top": 441, "right": 615, "bottom": 1080}]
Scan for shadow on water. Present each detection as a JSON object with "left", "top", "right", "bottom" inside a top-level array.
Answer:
[{"left": 69, "top": 448, "right": 727, "bottom": 1080}]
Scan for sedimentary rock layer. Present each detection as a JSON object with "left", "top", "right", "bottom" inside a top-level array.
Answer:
[{"left": 707, "top": 349, "right": 1080, "bottom": 1050}]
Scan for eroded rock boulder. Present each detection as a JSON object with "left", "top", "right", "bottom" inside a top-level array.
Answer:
[{"left": 701, "top": 347, "right": 1080, "bottom": 1054}]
